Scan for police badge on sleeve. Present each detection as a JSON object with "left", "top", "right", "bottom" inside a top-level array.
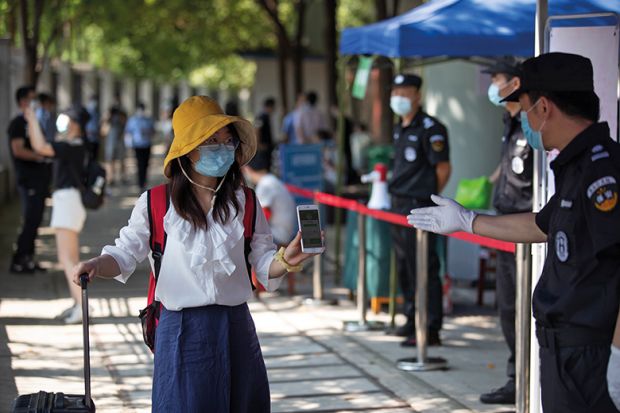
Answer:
[
  {"left": 586, "top": 176, "right": 618, "bottom": 212},
  {"left": 429, "top": 135, "right": 445, "bottom": 152}
]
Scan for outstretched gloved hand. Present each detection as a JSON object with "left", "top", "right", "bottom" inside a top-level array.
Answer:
[{"left": 407, "top": 194, "right": 477, "bottom": 234}]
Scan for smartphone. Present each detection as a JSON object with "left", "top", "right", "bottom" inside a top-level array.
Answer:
[{"left": 296, "top": 205, "right": 324, "bottom": 253}]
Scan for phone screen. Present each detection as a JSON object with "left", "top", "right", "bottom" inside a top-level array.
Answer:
[{"left": 299, "top": 209, "right": 322, "bottom": 248}]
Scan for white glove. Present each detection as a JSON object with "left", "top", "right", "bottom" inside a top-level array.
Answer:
[
  {"left": 407, "top": 194, "right": 477, "bottom": 234},
  {"left": 608, "top": 345, "right": 620, "bottom": 411}
]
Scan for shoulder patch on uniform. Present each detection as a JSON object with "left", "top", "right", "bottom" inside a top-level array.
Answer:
[
  {"left": 586, "top": 176, "right": 618, "bottom": 212},
  {"left": 423, "top": 117, "right": 435, "bottom": 129},
  {"left": 430, "top": 134, "right": 446, "bottom": 152}
]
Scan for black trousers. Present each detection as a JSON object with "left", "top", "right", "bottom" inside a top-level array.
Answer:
[
  {"left": 134, "top": 147, "right": 151, "bottom": 189},
  {"left": 540, "top": 343, "right": 618, "bottom": 413},
  {"left": 13, "top": 185, "right": 47, "bottom": 262},
  {"left": 496, "top": 250, "right": 516, "bottom": 381},
  {"left": 390, "top": 223, "right": 443, "bottom": 332}
]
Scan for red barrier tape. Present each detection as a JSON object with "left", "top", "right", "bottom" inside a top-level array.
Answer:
[{"left": 286, "top": 184, "right": 516, "bottom": 253}]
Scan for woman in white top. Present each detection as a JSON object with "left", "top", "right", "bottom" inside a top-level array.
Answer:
[{"left": 71, "top": 96, "right": 321, "bottom": 412}]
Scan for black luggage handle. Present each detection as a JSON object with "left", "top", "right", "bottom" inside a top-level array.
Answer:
[{"left": 80, "top": 274, "right": 93, "bottom": 410}]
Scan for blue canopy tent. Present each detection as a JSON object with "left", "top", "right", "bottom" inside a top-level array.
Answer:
[{"left": 339, "top": 0, "right": 620, "bottom": 58}]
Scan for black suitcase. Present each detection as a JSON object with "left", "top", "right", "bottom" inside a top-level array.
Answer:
[{"left": 11, "top": 274, "right": 96, "bottom": 412}]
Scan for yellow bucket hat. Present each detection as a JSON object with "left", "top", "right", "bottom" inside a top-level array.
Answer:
[{"left": 163, "top": 96, "right": 257, "bottom": 178}]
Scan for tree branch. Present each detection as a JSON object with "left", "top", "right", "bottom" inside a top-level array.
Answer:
[{"left": 255, "top": 0, "right": 292, "bottom": 52}]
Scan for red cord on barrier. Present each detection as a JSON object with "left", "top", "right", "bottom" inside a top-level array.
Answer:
[{"left": 285, "top": 184, "right": 516, "bottom": 253}]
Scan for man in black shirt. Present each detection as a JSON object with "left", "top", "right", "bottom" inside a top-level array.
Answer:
[
  {"left": 8, "top": 85, "right": 50, "bottom": 274},
  {"left": 480, "top": 58, "right": 532, "bottom": 405},
  {"left": 409, "top": 53, "right": 620, "bottom": 413},
  {"left": 254, "top": 97, "right": 275, "bottom": 170},
  {"left": 388, "top": 74, "right": 451, "bottom": 346}
]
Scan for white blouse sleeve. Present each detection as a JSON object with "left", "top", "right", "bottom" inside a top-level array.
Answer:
[
  {"left": 101, "top": 192, "right": 152, "bottom": 283},
  {"left": 248, "top": 196, "right": 283, "bottom": 292}
]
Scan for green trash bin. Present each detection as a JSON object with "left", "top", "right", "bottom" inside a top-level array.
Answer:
[{"left": 343, "top": 210, "right": 393, "bottom": 297}]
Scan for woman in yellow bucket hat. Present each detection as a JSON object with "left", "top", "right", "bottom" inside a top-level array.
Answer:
[{"left": 72, "top": 96, "right": 323, "bottom": 412}]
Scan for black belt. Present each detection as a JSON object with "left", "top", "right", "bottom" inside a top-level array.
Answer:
[{"left": 536, "top": 325, "right": 612, "bottom": 349}]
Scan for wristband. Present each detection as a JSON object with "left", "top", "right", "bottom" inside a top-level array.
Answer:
[{"left": 274, "top": 247, "right": 303, "bottom": 273}]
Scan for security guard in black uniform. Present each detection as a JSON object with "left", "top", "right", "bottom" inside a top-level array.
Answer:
[
  {"left": 408, "top": 52, "right": 620, "bottom": 413},
  {"left": 388, "top": 74, "right": 451, "bottom": 346},
  {"left": 480, "top": 58, "right": 532, "bottom": 405}
]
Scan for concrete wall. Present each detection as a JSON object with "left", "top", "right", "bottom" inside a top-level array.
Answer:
[
  {"left": 0, "top": 40, "right": 14, "bottom": 200},
  {"left": 422, "top": 60, "right": 506, "bottom": 280}
]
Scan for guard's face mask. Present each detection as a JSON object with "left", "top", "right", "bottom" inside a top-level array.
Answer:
[
  {"left": 520, "top": 99, "right": 546, "bottom": 151},
  {"left": 390, "top": 96, "right": 412, "bottom": 116}
]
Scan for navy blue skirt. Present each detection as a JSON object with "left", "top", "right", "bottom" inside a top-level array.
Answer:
[{"left": 152, "top": 303, "right": 270, "bottom": 413}]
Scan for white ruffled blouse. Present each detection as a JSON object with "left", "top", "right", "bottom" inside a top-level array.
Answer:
[{"left": 102, "top": 189, "right": 283, "bottom": 310}]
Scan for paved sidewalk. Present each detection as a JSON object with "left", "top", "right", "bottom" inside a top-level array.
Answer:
[{"left": 0, "top": 149, "right": 515, "bottom": 413}]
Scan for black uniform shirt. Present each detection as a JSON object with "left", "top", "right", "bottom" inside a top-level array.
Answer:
[
  {"left": 7, "top": 114, "right": 49, "bottom": 189},
  {"left": 534, "top": 122, "right": 620, "bottom": 331},
  {"left": 388, "top": 110, "right": 450, "bottom": 203},
  {"left": 493, "top": 112, "right": 533, "bottom": 214}
]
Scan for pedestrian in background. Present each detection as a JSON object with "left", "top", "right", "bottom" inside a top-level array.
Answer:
[
  {"left": 295, "top": 91, "right": 329, "bottom": 144},
  {"left": 125, "top": 102, "right": 155, "bottom": 192},
  {"left": 71, "top": 96, "right": 322, "bottom": 412},
  {"left": 281, "top": 93, "right": 304, "bottom": 144},
  {"left": 25, "top": 105, "right": 90, "bottom": 324},
  {"left": 85, "top": 94, "right": 101, "bottom": 161},
  {"left": 479, "top": 57, "right": 532, "bottom": 406},
  {"left": 103, "top": 97, "right": 128, "bottom": 186},
  {"left": 254, "top": 97, "right": 276, "bottom": 171},
  {"left": 388, "top": 73, "right": 451, "bottom": 347},
  {"left": 35, "top": 93, "right": 57, "bottom": 143},
  {"left": 8, "top": 85, "right": 50, "bottom": 274}
]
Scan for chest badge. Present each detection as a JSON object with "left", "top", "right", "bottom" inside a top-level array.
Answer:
[
  {"left": 408, "top": 135, "right": 418, "bottom": 142},
  {"left": 423, "top": 117, "right": 435, "bottom": 129},
  {"left": 516, "top": 138, "right": 527, "bottom": 147},
  {"left": 404, "top": 147, "right": 417, "bottom": 162},
  {"left": 555, "top": 231, "right": 569, "bottom": 262},
  {"left": 587, "top": 176, "right": 618, "bottom": 212},
  {"left": 511, "top": 156, "right": 524, "bottom": 174}
]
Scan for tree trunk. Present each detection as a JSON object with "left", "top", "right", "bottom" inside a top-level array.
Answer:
[
  {"left": 276, "top": 34, "right": 290, "bottom": 114},
  {"left": 324, "top": 0, "right": 337, "bottom": 125},
  {"left": 292, "top": 0, "right": 305, "bottom": 98},
  {"left": 373, "top": 0, "right": 392, "bottom": 144},
  {"left": 19, "top": 0, "right": 44, "bottom": 86}
]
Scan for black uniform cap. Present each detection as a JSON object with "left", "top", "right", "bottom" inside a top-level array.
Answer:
[
  {"left": 393, "top": 74, "right": 423, "bottom": 89},
  {"left": 481, "top": 56, "right": 522, "bottom": 77},
  {"left": 502, "top": 52, "right": 594, "bottom": 102}
]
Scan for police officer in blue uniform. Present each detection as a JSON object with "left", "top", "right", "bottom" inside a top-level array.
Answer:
[
  {"left": 480, "top": 58, "right": 532, "bottom": 405},
  {"left": 408, "top": 52, "right": 620, "bottom": 413},
  {"left": 388, "top": 74, "right": 451, "bottom": 346}
]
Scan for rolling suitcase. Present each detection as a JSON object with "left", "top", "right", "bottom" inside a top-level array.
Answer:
[{"left": 11, "top": 274, "right": 96, "bottom": 412}]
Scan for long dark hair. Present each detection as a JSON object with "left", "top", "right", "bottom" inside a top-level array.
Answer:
[{"left": 168, "top": 155, "right": 244, "bottom": 231}]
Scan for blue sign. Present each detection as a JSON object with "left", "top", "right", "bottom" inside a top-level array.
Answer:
[{"left": 279, "top": 144, "right": 323, "bottom": 205}]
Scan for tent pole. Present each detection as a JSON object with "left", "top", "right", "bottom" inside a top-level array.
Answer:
[{"left": 334, "top": 55, "right": 351, "bottom": 285}]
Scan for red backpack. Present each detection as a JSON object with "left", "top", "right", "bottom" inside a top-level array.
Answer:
[{"left": 139, "top": 184, "right": 258, "bottom": 352}]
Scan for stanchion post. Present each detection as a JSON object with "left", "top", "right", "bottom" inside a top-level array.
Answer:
[
  {"left": 516, "top": 243, "right": 532, "bottom": 413},
  {"left": 396, "top": 229, "right": 447, "bottom": 371},
  {"left": 343, "top": 212, "right": 384, "bottom": 332},
  {"left": 388, "top": 249, "right": 397, "bottom": 329}
]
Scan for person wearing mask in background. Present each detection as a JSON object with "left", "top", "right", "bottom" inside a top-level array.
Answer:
[
  {"left": 242, "top": 152, "right": 297, "bottom": 247},
  {"left": 85, "top": 94, "right": 101, "bottom": 161},
  {"left": 295, "top": 91, "right": 329, "bottom": 144},
  {"left": 225, "top": 100, "right": 241, "bottom": 116},
  {"left": 409, "top": 53, "right": 620, "bottom": 413},
  {"left": 8, "top": 86, "right": 50, "bottom": 274},
  {"left": 125, "top": 102, "right": 156, "bottom": 192},
  {"left": 388, "top": 73, "right": 451, "bottom": 347},
  {"left": 254, "top": 97, "right": 276, "bottom": 171},
  {"left": 70, "top": 96, "right": 322, "bottom": 411},
  {"left": 479, "top": 57, "right": 532, "bottom": 405},
  {"left": 35, "top": 93, "right": 57, "bottom": 143},
  {"left": 25, "top": 105, "right": 90, "bottom": 324},
  {"left": 282, "top": 93, "right": 304, "bottom": 144}
]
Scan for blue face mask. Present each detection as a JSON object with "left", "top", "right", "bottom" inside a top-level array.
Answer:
[
  {"left": 193, "top": 145, "right": 236, "bottom": 177},
  {"left": 487, "top": 83, "right": 506, "bottom": 107},
  {"left": 390, "top": 96, "right": 412, "bottom": 116},
  {"left": 520, "top": 100, "right": 546, "bottom": 151}
]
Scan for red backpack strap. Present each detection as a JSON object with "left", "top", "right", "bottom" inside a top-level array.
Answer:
[
  {"left": 146, "top": 184, "right": 170, "bottom": 305},
  {"left": 243, "top": 186, "right": 257, "bottom": 289}
]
